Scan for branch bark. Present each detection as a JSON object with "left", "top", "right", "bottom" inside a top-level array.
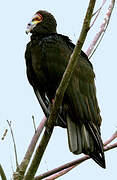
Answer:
[
  {"left": 24, "top": 1, "right": 96, "bottom": 179},
  {"left": 0, "top": 164, "right": 7, "bottom": 180}
]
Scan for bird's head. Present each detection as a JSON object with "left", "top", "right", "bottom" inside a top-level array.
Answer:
[{"left": 26, "top": 10, "right": 57, "bottom": 35}]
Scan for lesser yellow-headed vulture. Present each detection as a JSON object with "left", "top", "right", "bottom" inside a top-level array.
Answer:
[{"left": 25, "top": 10, "right": 105, "bottom": 168}]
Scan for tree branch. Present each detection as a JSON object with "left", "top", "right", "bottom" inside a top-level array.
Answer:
[
  {"left": 32, "top": 115, "right": 37, "bottom": 133},
  {"left": 24, "top": 1, "right": 96, "bottom": 179},
  {"left": 0, "top": 164, "right": 7, "bottom": 180},
  {"left": 45, "top": 165, "right": 77, "bottom": 180},
  {"left": 1, "top": 129, "right": 8, "bottom": 141},
  {"left": 34, "top": 131, "right": 117, "bottom": 180},
  {"left": 104, "top": 131, "right": 117, "bottom": 146},
  {"left": 86, "top": 0, "right": 115, "bottom": 58},
  {"left": 90, "top": 0, "right": 106, "bottom": 29},
  {"left": 34, "top": 155, "right": 89, "bottom": 180},
  {"left": 13, "top": 117, "right": 47, "bottom": 180},
  {"left": 7, "top": 120, "right": 19, "bottom": 169}
]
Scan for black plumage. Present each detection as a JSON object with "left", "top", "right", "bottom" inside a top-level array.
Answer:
[{"left": 25, "top": 10, "right": 105, "bottom": 168}]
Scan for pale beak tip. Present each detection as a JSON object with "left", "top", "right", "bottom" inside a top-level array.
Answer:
[
  {"left": 26, "top": 30, "right": 28, "bottom": 34},
  {"left": 25, "top": 28, "right": 30, "bottom": 34}
]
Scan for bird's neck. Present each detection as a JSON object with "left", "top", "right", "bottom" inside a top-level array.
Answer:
[{"left": 31, "top": 32, "right": 56, "bottom": 43}]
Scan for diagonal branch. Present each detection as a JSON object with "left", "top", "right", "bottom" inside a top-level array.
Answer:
[
  {"left": 90, "top": 0, "right": 106, "bottom": 29},
  {"left": 90, "top": 0, "right": 106, "bottom": 28},
  {"left": 24, "top": 1, "right": 96, "bottom": 179},
  {"left": 13, "top": 117, "right": 47, "bottom": 180},
  {"left": 34, "top": 132, "right": 117, "bottom": 180},
  {"left": 86, "top": 0, "right": 115, "bottom": 58},
  {"left": 104, "top": 131, "right": 117, "bottom": 146},
  {"left": 45, "top": 165, "right": 77, "bottom": 180},
  {"left": 32, "top": 115, "right": 37, "bottom": 133},
  {"left": 1, "top": 129, "right": 8, "bottom": 141},
  {"left": 34, "top": 156, "right": 89, "bottom": 180},
  {"left": 0, "top": 164, "right": 7, "bottom": 180}
]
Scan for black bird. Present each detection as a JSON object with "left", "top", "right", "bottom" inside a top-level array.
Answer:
[{"left": 25, "top": 10, "right": 105, "bottom": 168}]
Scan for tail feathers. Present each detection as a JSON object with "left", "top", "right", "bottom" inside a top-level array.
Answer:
[
  {"left": 87, "top": 122, "right": 103, "bottom": 153},
  {"left": 67, "top": 115, "right": 82, "bottom": 154},
  {"left": 67, "top": 117, "right": 82, "bottom": 154},
  {"left": 67, "top": 115, "right": 106, "bottom": 168},
  {"left": 86, "top": 122, "right": 106, "bottom": 168},
  {"left": 90, "top": 151, "right": 106, "bottom": 168}
]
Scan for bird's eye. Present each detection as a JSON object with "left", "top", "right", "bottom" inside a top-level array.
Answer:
[
  {"left": 32, "top": 17, "right": 42, "bottom": 22},
  {"left": 32, "top": 18, "right": 39, "bottom": 21},
  {"left": 31, "top": 13, "right": 43, "bottom": 23},
  {"left": 35, "top": 18, "right": 39, "bottom": 21}
]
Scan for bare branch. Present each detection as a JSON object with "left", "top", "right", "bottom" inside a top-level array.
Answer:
[
  {"left": 86, "top": 0, "right": 115, "bottom": 58},
  {"left": 46, "top": 133, "right": 117, "bottom": 180},
  {"left": 32, "top": 115, "right": 37, "bottom": 133},
  {"left": 43, "top": 165, "right": 77, "bottom": 180},
  {"left": 104, "top": 142, "right": 117, "bottom": 151},
  {"left": 34, "top": 134, "right": 117, "bottom": 180},
  {"left": 24, "top": 1, "right": 96, "bottom": 179},
  {"left": 90, "top": 0, "right": 106, "bottom": 28},
  {"left": 0, "top": 164, "right": 7, "bottom": 180},
  {"left": 1, "top": 129, "right": 8, "bottom": 141},
  {"left": 52, "top": 131, "right": 117, "bottom": 179},
  {"left": 104, "top": 131, "right": 117, "bottom": 146},
  {"left": 34, "top": 156, "right": 89, "bottom": 180},
  {"left": 13, "top": 117, "right": 47, "bottom": 180},
  {"left": 7, "top": 120, "right": 19, "bottom": 169}
]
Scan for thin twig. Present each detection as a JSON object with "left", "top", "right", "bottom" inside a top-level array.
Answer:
[
  {"left": 104, "top": 142, "right": 117, "bottom": 151},
  {"left": 34, "top": 155, "right": 89, "bottom": 180},
  {"left": 104, "top": 131, "right": 117, "bottom": 146},
  {"left": 1, "top": 129, "right": 8, "bottom": 140},
  {"left": 35, "top": 136, "right": 117, "bottom": 180},
  {"left": 0, "top": 164, "right": 7, "bottom": 180},
  {"left": 45, "top": 165, "right": 77, "bottom": 180},
  {"left": 90, "top": 0, "right": 106, "bottom": 28},
  {"left": 24, "top": 1, "right": 96, "bottom": 180},
  {"left": 86, "top": 0, "right": 115, "bottom": 58},
  {"left": 7, "top": 120, "right": 19, "bottom": 169},
  {"left": 13, "top": 116, "right": 47, "bottom": 180},
  {"left": 32, "top": 115, "right": 37, "bottom": 133}
]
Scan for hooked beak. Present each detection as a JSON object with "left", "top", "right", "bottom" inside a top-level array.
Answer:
[
  {"left": 26, "top": 20, "right": 37, "bottom": 34},
  {"left": 26, "top": 13, "right": 43, "bottom": 34}
]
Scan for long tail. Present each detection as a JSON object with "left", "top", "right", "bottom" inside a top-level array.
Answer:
[{"left": 67, "top": 115, "right": 106, "bottom": 168}]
